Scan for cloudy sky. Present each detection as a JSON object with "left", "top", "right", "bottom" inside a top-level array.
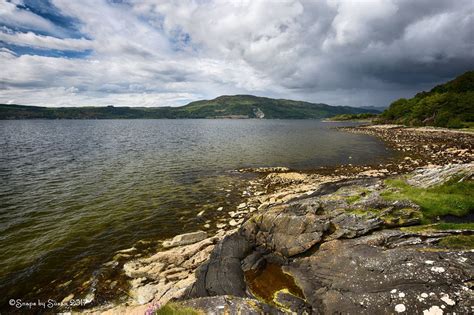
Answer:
[{"left": 0, "top": 0, "right": 473, "bottom": 107}]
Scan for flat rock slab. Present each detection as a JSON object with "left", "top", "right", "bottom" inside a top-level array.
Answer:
[{"left": 162, "top": 230, "right": 207, "bottom": 248}]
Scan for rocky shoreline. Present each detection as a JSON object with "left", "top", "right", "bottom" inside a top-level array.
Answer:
[{"left": 86, "top": 125, "right": 473, "bottom": 314}]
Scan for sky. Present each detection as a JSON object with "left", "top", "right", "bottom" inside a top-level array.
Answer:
[{"left": 0, "top": 0, "right": 473, "bottom": 108}]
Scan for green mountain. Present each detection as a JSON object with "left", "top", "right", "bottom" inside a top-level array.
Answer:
[
  {"left": 176, "top": 95, "right": 375, "bottom": 118},
  {"left": 0, "top": 95, "right": 376, "bottom": 120},
  {"left": 380, "top": 71, "right": 474, "bottom": 128}
]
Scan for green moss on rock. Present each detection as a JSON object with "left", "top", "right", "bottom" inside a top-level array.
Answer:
[
  {"left": 402, "top": 222, "right": 474, "bottom": 232},
  {"left": 438, "top": 235, "right": 474, "bottom": 249}
]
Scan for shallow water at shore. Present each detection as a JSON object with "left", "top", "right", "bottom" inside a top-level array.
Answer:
[{"left": 0, "top": 119, "right": 393, "bottom": 309}]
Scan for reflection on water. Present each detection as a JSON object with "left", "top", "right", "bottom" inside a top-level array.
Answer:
[{"left": 0, "top": 119, "right": 392, "bottom": 308}]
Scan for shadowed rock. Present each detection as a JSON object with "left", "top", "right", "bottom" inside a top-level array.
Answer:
[{"left": 186, "top": 233, "right": 252, "bottom": 298}]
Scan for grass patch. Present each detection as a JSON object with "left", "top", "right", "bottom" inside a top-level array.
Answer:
[
  {"left": 381, "top": 177, "right": 474, "bottom": 222},
  {"left": 347, "top": 207, "right": 423, "bottom": 227},
  {"left": 438, "top": 235, "right": 474, "bottom": 249},
  {"left": 155, "top": 302, "right": 202, "bottom": 315},
  {"left": 346, "top": 195, "right": 362, "bottom": 204},
  {"left": 402, "top": 222, "right": 474, "bottom": 232}
]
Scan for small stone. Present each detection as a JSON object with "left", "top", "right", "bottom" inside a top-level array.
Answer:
[
  {"left": 391, "top": 289, "right": 397, "bottom": 293},
  {"left": 422, "top": 305, "right": 443, "bottom": 315},
  {"left": 197, "top": 210, "right": 205, "bottom": 216},
  {"left": 217, "top": 207, "right": 223, "bottom": 211},
  {"left": 395, "top": 304, "right": 406, "bottom": 313},
  {"left": 237, "top": 203, "right": 246, "bottom": 209},
  {"left": 440, "top": 294, "right": 455, "bottom": 306},
  {"left": 116, "top": 247, "right": 136, "bottom": 254},
  {"left": 399, "top": 292, "right": 405, "bottom": 298},
  {"left": 421, "top": 293, "right": 428, "bottom": 298},
  {"left": 431, "top": 267, "right": 445, "bottom": 273}
]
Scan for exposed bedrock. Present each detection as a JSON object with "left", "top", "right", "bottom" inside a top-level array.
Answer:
[
  {"left": 287, "top": 230, "right": 473, "bottom": 314},
  {"left": 183, "top": 174, "right": 473, "bottom": 314}
]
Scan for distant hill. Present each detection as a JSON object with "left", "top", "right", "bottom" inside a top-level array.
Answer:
[
  {"left": 176, "top": 95, "right": 376, "bottom": 119},
  {"left": 0, "top": 95, "right": 377, "bottom": 120},
  {"left": 379, "top": 71, "right": 474, "bottom": 128}
]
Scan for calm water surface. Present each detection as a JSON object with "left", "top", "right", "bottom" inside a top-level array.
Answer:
[{"left": 0, "top": 119, "right": 392, "bottom": 309}]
